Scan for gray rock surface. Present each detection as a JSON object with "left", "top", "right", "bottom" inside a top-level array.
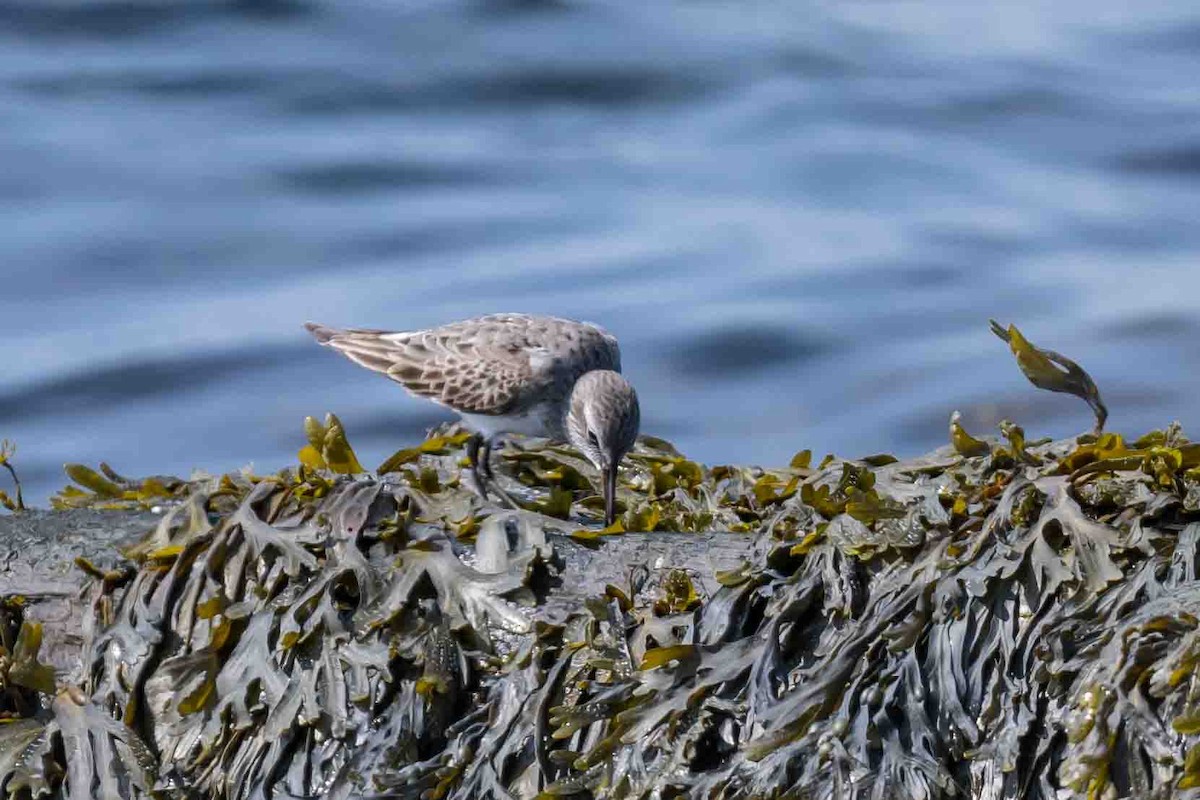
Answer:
[
  {"left": 0, "top": 506, "right": 757, "bottom": 680},
  {"left": 0, "top": 509, "right": 158, "bottom": 678}
]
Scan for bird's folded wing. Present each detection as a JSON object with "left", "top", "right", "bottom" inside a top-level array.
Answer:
[{"left": 315, "top": 326, "right": 536, "bottom": 415}]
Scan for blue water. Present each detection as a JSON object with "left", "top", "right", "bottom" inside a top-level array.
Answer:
[{"left": 2, "top": 0, "right": 1199, "bottom": 505}]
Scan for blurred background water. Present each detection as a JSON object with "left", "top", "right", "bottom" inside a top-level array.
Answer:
[{"left": 2, "top": 0, "right": 1199, "bottom": 505}]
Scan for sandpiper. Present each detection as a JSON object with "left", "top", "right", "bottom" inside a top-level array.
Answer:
[{"left": 305, "top": 314, "right": 640, "bottom": 525}]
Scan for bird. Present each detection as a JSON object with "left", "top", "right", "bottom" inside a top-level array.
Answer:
[{"left": 304, "top": 314, "right": 640, "bottom": 526}]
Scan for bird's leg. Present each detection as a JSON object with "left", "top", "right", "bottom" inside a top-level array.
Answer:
[
  {"left": 481, "top": 435, "right": 524, "bottom": 510},
  {"left": 466, "top": 433, "right": 490, "bottom": 499},
  {"left": 479, "top": 436, "right": 496, "bottom": 482},
  {"left": 467, "top": 434, "right": 523, "bottom": 511}
]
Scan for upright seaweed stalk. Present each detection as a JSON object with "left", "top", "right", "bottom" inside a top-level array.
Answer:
[
  {"left": 0, "top": 440, "right": 24, "bottom": 512},
  {"left": 990, "top": 319, "right": 1108, "bottom": 433}
]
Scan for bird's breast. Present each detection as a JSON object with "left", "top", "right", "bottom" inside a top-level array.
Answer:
[{"left": 458, "top": 402, "right": 564, "bottom": 440}]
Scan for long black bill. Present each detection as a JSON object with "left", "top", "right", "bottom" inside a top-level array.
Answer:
[{"left": 603, "top": 464, "right": 618, "bottom": 527}]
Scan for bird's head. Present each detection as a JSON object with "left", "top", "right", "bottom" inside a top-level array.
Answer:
[{"left": 564, "top": 370, "right": 640, "bottom": 527}]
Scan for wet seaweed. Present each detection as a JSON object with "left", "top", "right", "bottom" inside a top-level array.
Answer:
[
  {"left": 4, "top": 414, "right": 1197, "bottom": 799},
  {"left": 4, "top": 328, "right": 1200, "bottom": 799},
  {"left": 51, "top": 462, "right": 190, "bottom": 511},
  {"left": 0, "top": 441, "right": 24, "bottom": 512},
  {"left": 991, "top": 320, "right": 1108, "bottom": 434}
]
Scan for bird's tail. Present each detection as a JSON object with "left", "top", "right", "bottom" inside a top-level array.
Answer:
[
  {"left": 304, "top": 321, "right": 340, "bottom": 345},
  {"left": 304, "top": 321, "right": 405, "bottom": 375}
]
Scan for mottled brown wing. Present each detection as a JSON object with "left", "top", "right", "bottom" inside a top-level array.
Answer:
[{"left": 305, "top": 321, "right": 537, "bottom": 414}]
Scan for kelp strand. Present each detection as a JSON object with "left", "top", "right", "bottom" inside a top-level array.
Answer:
[{"left": 0, "top": 413, "right": 1198, "bottom": 798}]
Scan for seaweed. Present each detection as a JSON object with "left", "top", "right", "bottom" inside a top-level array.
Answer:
[
  {"left": 299, "top": 413, "right": 366, "bottom": 474},
  {"left": 4, "top": 325, "right": 1200, "bottom": 799},
  {"left": 0, "top": 597, "right": 156, "bottom": 799},
  {"left": 5, "top": 414, "right": 1197, "bottom": 799},
  {"left": 1, "top": 601, "right": 55, "bottom": 716},
  {"left": 51, "top": 462, "right": 189, "bottom": 511},
  {"left": 949, "top": 412, "right": 990, "bottom": 458},
  {"left": 991, "top": 320, "right": 1108, "bottom": 433},
  {"left": 0, "top": 441, "right": 24, "bottom": 512}
]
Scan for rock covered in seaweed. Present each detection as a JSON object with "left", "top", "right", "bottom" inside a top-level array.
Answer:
[{"left": 3, "top": 416, "right": 1200, "bottom": 799}]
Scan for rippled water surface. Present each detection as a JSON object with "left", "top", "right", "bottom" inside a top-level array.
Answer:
[{"left": 3, "top": 0, "right": 1199, "bottom": 503}]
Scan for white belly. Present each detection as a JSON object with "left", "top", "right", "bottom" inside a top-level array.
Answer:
[{"left": 459, "top": 405, "right": 560, "bottom": 440}]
